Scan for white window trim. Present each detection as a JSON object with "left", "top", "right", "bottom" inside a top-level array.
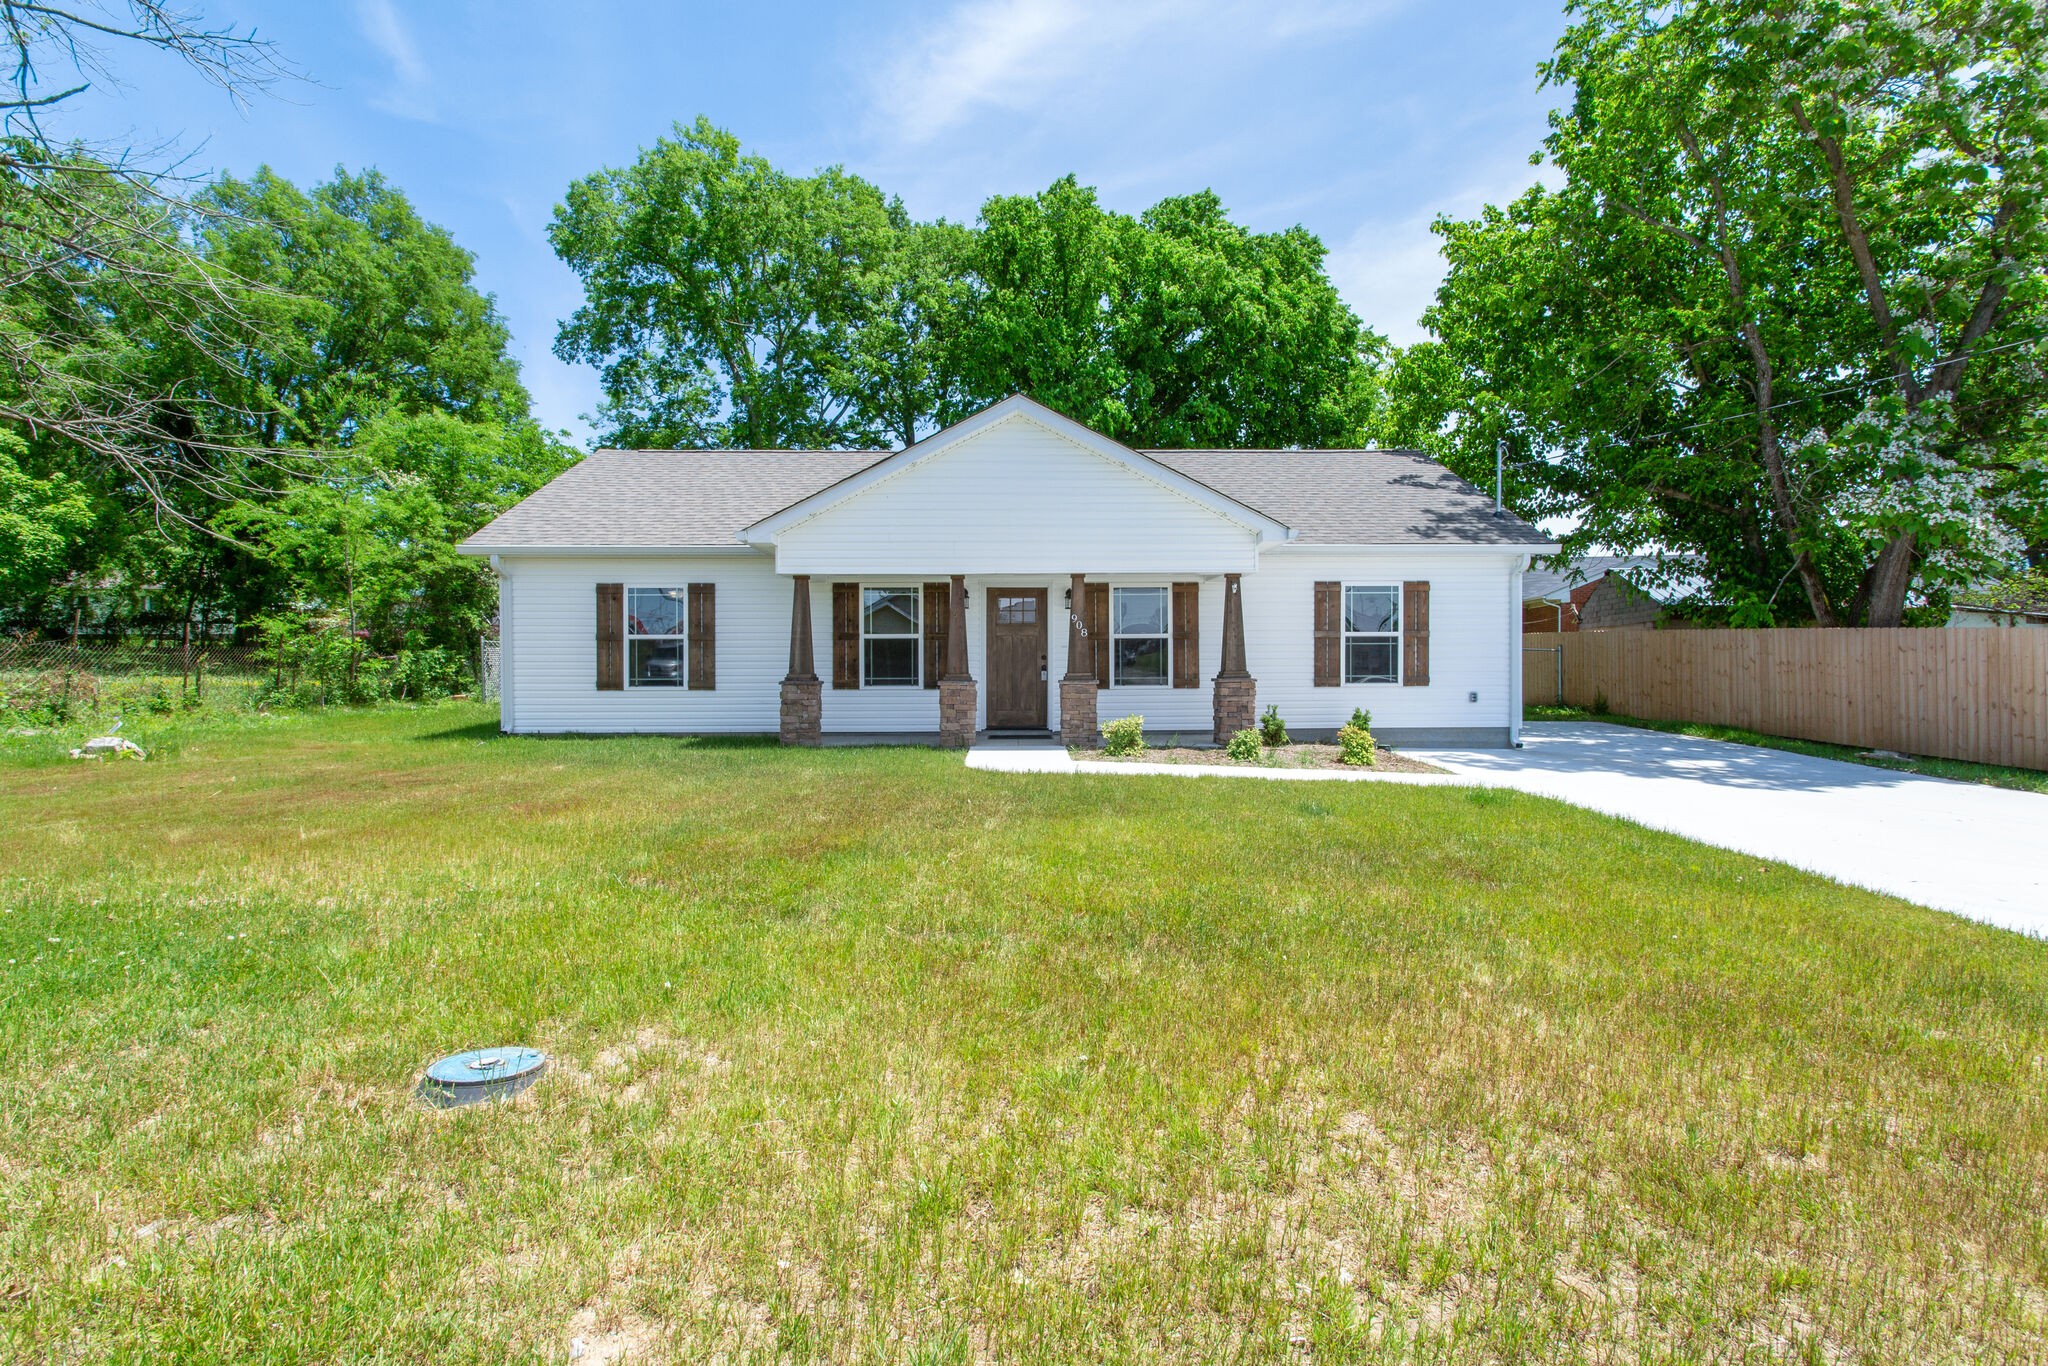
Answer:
[
  {"left": 1109, "top": 584, "right": 1172, "bottom": 689},
  {"left": 1342, "top": 583, "right": 1401, "bottom": 685},
  {"left": 861, "top": 583, "right": 922, "bottom": 688},
  {"left": 625, "top": 585, "right": 688, "bottom": 689}
]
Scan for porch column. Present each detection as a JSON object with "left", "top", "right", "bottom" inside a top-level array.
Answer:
[
  {"left": 937, "top": 573, "right": 976, "bottom": 747},
  {"left": 1212, "top": 572, "right": 1256, "bottom": 743},
  {"left": 779, "top": 574, "right": 822, "bottom": 746},
  {"left": 1059, "top": 572, "right": 1099, "bottom": 747}
]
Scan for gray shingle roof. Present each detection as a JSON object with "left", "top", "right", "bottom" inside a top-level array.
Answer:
[
  {"left": 460, "top": 448, "right": 886, "bottom": 551},
  {"left": 1142, "top": 448, "right": 1548, "bottom": 547},
  {"left": 460, "top": 443, "right": 1553, "bottom": 552}
]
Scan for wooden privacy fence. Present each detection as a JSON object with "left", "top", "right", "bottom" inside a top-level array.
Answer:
[{"left": 1523, "top": 628, "right": 2048, "bottom": 770}]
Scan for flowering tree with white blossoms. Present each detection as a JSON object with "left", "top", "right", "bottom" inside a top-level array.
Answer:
[{"left": 1407, "top": 0, "right": 2047, "bottom": 624}]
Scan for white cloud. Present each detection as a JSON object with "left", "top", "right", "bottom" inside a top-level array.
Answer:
[
  {"left": 869, "top": 0, "right": 1396, "bottom": 146},
  {"left": 356, "top": 0, "right": 435, "bottom": 121},
  {"left": 1325, "top": 157, "right": 1558, "bottom": 345}
]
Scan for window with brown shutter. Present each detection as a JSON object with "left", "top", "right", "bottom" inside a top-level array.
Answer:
[
  {"left": 595, "top": 582, "right": 624, "bottom": 690},
  {"left": 1402, "top": 581, "right": 1430, "bottom": 686},
  {"left": 1171, "top": 582, "right": 1199, "bottom": 688},
  {"left": 1086, "top": 582, "right": 1109, "bottom": 689},
  {"left": 1312, "top": 581, "right": 1340, "bottom": 687},
  {"left": 832, "top": 582, "right": 860, "bottom": 689},
  {"left": 687, "top": 583, "right": 715, "bottom": 689},
  {"left": 922, "top": 581, "right": 948, "bottom": 689}
]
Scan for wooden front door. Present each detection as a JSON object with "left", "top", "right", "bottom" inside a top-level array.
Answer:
[{"left": 985, "top": 588, "right": 1048, "bottom": 729}]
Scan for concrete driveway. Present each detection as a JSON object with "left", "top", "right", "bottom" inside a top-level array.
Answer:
[{"left": 1408, "top": 723, "right": 2048, "bottom": 938}]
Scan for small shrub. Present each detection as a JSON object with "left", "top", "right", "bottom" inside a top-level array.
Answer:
[
  {"left": 1259, "top": 704, "right": 1289, "bottom": 747},
  {"left": 1338, "top": 722, "right": 1376, "bottom": 766},
  {"left": 391, "top": 646, "right": 469, "bottom": 701},
  {"left": 1591, "top": 690, "right": 1610, "bottom": 716},
  {"left": 1101, "top": 714, "right": 1146, "bottom": 756},
  {"left": 1348, "top": 706, "right": 1372, "bottom": 731},
  {"left": 1225, "top": 728, "right": 1260, "bottom": 762}
]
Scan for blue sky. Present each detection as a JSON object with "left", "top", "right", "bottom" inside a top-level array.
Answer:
[{"left": 60, "top": 0, "right": 1569, "bottom": 446}]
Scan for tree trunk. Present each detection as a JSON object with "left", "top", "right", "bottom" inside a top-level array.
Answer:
[{"left": 1864, "top": 533, "right": 1917, "bottom": 627}]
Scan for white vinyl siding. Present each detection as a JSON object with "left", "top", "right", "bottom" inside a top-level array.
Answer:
[
  {"left": 769, "top": 417, "right": 1259, "bottom": 576},
  {"left": 496, "top": 554, "right": 784, "bottom": 733},
  {"left": 492, "top": 550, "right": 1521, "bottom": 741},
  {"left": 1244, "top": 548, "right": 1518, "bottom": 736}
]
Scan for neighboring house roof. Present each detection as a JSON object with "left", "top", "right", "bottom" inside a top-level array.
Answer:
[
  {"left": 1954, "top": 572, "right": 2048, "bottom": 617},
  {"left": 1522, "top": 555, "right": 1672, "bottom": 603},
  {"left": 460, "top": 395, "right": 1554, "bottom": 553}
]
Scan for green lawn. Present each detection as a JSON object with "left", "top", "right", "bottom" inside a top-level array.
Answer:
[{"left": 2, "top": 705, "right": 2044, "bottom": 1363}]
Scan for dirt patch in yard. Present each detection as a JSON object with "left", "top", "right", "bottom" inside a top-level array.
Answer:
[{"left": 1082, "top": 742, "right": 1446, "bottom": 774}]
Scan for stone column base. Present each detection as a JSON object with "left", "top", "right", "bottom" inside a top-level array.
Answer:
[
  {"left": 780, "top": 679, "right": 822, "bottom": 746},
  {"left": 938, "top": 679, "right": 978, "bottom": 748},
  {"left": 1212, "top": 675, "right": 1256, "bottom": 744},
  {"left": 1059, "top": 678, "right": 1099, "bottom": 747}
]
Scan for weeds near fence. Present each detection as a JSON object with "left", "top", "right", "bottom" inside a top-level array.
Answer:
[
  {"left": 248, "top": 615, "right": 468, "bottom": 708},
  {"left": 1, "top": 623, "right": 474, "bottom": 733}
]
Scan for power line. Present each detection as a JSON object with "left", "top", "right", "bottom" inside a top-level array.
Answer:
[{"left": 1616, "top": 334, "right": 2043, "bottom": 446}]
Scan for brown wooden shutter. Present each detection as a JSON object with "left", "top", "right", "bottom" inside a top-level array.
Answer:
[
  {"left": 595, "top": 582, "right": 624, "bottom": 690},
  {"left": 1312, "top": 581, "right": 1340, "bottom": 687},
  {"left": 687, "top": 583, "right": 715, "bottom": 690},
  {"left": 1403, "top": 580, "right": 1430, "bottom": 686},
  {"left": 832, "top": 582, "right": 860, "bottom": 689},
  {"left": 1171, "top": 582, "right": 1199, "bottom": 688},
  {"left": 922, "top": 581, "right": 948, "bottom": 689},
  {"left": 1087, "top": 583, "right": 1110, "bottom": 689}
]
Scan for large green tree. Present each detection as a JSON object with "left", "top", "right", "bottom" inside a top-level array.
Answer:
[
  {"left": 551, "top": 117, "right": 900, "bottom": 449},
  {"left": 1401, "top": 0, "right": 2047, "bottom": 625},
  {"left": 2, "top": 163, "right": 570, "bottom": 651},
  {"left": 0, "top": 2, "right": 289, "bottom": 501},
  {"left": 219, "top": 413, "right": 571, "bottom": 653},
  {"left": 964, "top": 180, "right": 1374, "bottom": 448},
  {"left": 0, "top": 6, "right": 567, "bottom": 663},
  {"left": 197, "top": 168, "right": 532, "bottom": 445},
  {"left": 550, "top": 126, "right": 1382, "bottom": 451}
]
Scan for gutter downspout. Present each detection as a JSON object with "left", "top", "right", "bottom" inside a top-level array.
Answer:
[{"left": 1509, "top": 555, "right": 1526, "bottom": 748}]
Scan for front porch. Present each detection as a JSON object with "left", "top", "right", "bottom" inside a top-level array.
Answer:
[{"left": 776, "top": 572, "right": 1257, "bottom": 748}]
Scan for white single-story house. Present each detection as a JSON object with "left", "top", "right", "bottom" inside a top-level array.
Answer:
[{"left": 460, "top": 395, "right": 1557, "bottom": 747}]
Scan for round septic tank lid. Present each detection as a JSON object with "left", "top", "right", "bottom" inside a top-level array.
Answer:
[{"left": 419, "top": 1046, "right": 546, "bottom": 1108}]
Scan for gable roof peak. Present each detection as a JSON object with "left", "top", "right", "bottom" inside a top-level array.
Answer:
[{"left": 737, "top": 393, "right": 1295, "bottom": 546}]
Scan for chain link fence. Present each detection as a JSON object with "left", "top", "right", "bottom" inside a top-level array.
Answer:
[
  {"left": 0, "top": 639, "right": 266, "bottom": 679},
  {"left": 4, "top": 635, "right": 488, "bottom": 718}
]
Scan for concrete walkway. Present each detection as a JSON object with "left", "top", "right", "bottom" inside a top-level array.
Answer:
[
  {"left": 965, "top": 726, "right": 2048, "bottom": 936},
  {"left": 1407, "top": 723, "right": 2047, "bottom": 937},
  {"left": 965, "top": 738, "right": 1464, "bottom": 784}
]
